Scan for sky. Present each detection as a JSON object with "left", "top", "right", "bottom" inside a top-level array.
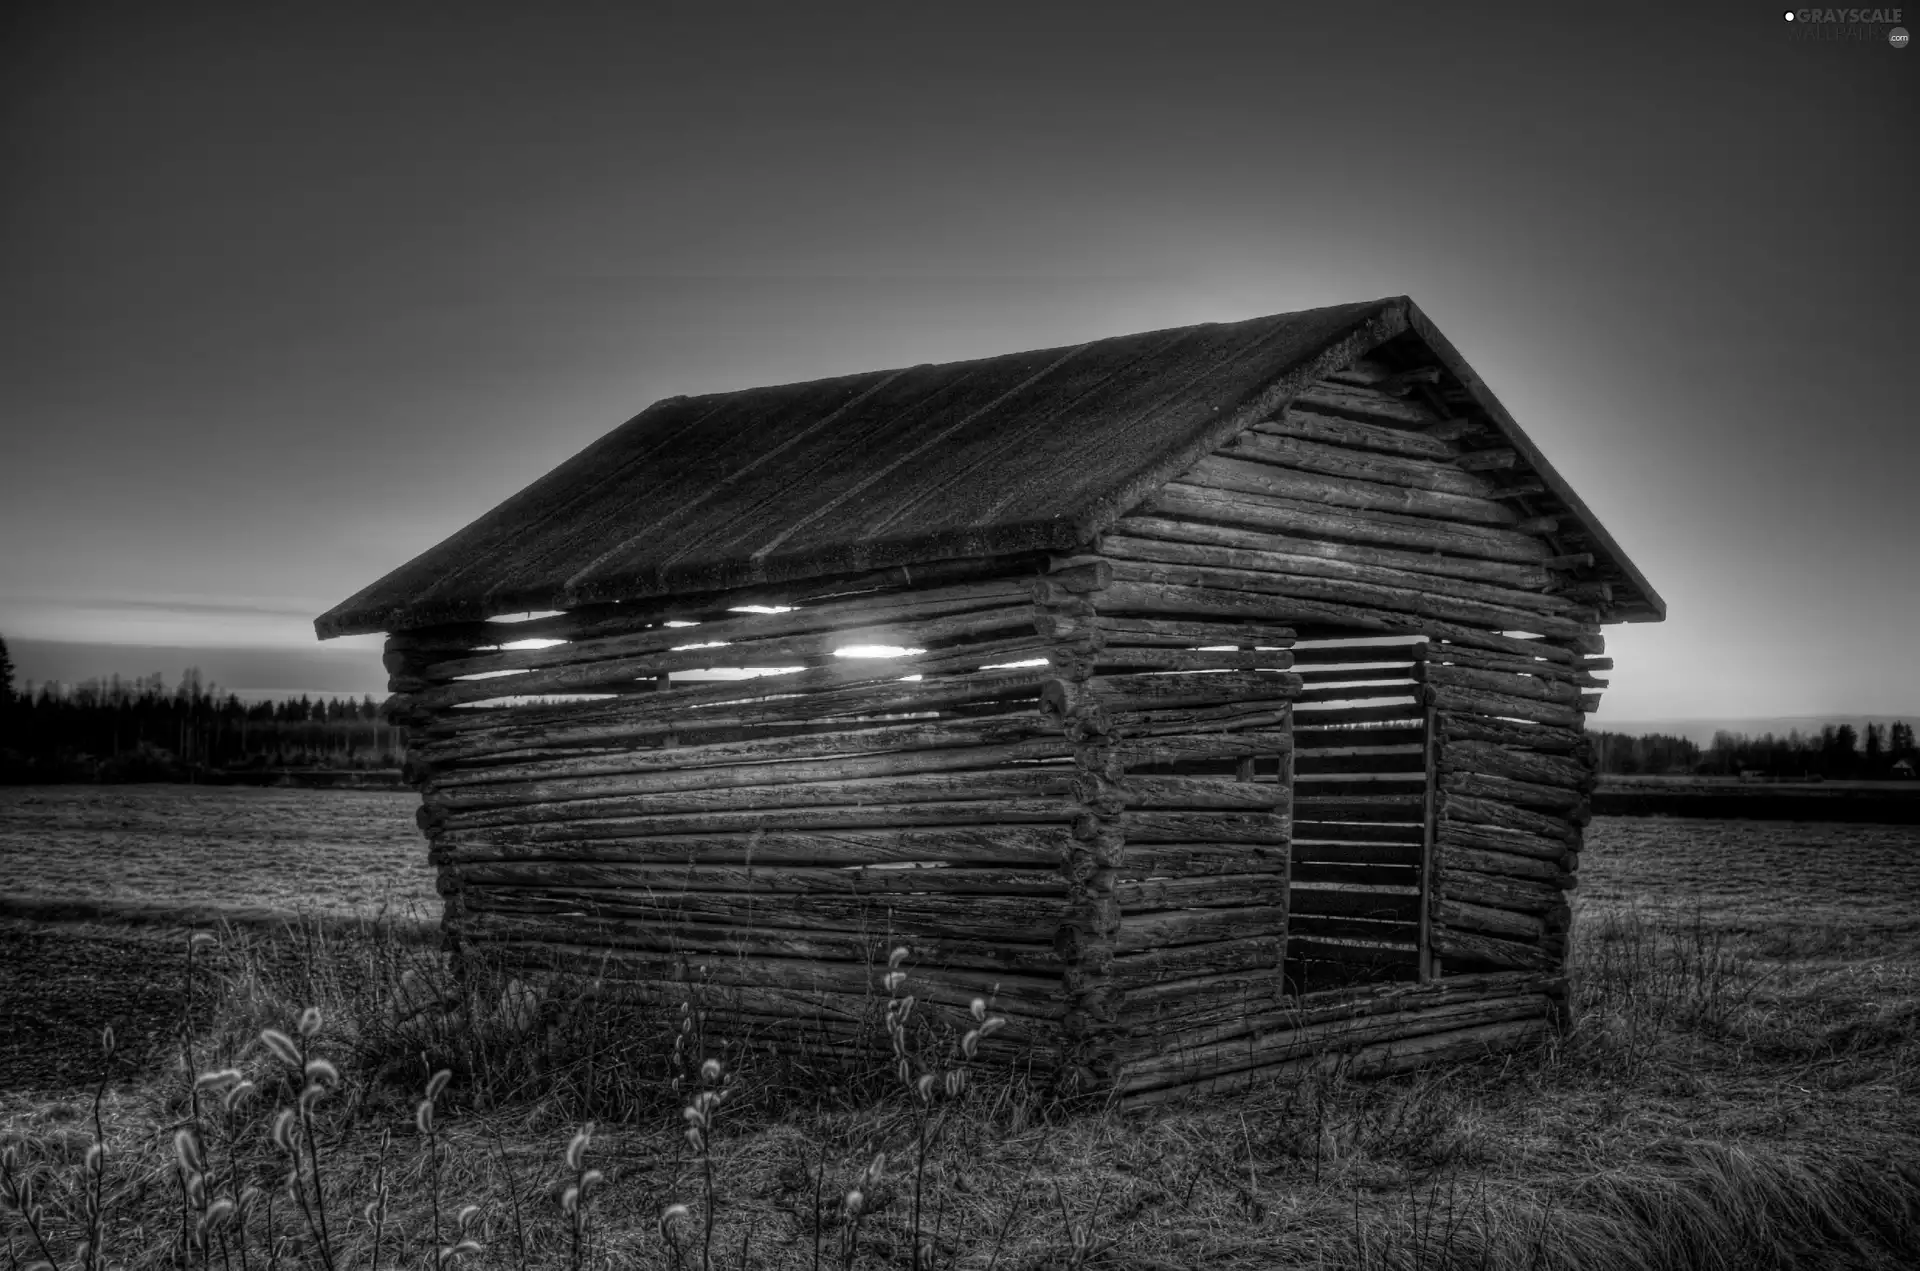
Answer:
[{"left": 2, "top": 1, "right": 1915, "bottom": 726}]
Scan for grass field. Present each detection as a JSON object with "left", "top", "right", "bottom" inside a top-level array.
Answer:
[{"left": 3, "top": 785, "right": 1920, "bottom": 1269}]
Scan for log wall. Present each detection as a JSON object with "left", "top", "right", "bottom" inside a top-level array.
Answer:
[
  {"left": 1097, "top": 352, "right": 1603, "bottom": 1096},
  {"left": 382, "top": 552, "right": 1301, "bottom": 1088}
]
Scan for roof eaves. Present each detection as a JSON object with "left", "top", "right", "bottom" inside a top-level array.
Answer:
[{"left": 1402, "top": 299, "right": 1667, "bottom": 624}]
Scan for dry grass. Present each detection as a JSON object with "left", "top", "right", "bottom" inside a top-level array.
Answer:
[{"left": 3, "top": 794, "right": 1920, "bottom": 1268}]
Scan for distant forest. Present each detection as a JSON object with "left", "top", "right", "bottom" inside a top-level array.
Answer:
[
  {"left": 0, "top": 635, "right": 1913, "bottom": 783},
  {"left": 1593, "top": 722, "right": 1919, "bottom": 781},
  {"left": 0, "top": 635, "right": 399, "bottom": 782}
]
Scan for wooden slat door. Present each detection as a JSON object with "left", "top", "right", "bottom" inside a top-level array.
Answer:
[{"left": 1283, "top": 635, "right": 1429, "bottom": 995}]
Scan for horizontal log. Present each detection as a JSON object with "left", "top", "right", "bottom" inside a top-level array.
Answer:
[
  {"left": 1115, "top": 906, "right": 1289, "bottom": 953},
  {"left": 1427, "top": 686, "right": 1584, "bottom": 730},
  {"left": 446, "top": 860, "right": 1070, "bottom": 897},
  {"left": 1433, "top": 897, "right": 1544, "bottom": 942},
  {"left": 1436, "top": 867, "right": 1569, "bottom": 918},
  {"left": 1106, "top": 704, "right": 1295, "bottom": 736},
  {"left": 1440, "top": 771, "right": 1586, "bottom": 813},
  {"left": 1119, "top": 776, "right": 1290, "bottom": 811},
  {"left": 435, "top": 798, "right": 1079, "bottom": 845},
  {"left": 1424, "top": 643, "right": 1581, "bottom": 686},
  {"left": 1107, "top": 557, "right": 1593, "bottom": 640},
  {"left": 1118, "top": 991, "right": 1544, "bottom": 1092},
  {"left": 1114, "top": 873, "right": 1289, "bottom": 910},
  {"left": 1454, "top": 448, "right": 1518, "bottom": 472},
  {"left": 1118, "top": 975, "right": 1292, "bottom": 1033},
  {"left": 1108, "top": 935, "right": 1284, "bottom": 990},
  {"left": 1421, "top": 662, "right": 1581, "bottom": 705},
  {"left": 1222, "top": 432, "right": 1497, "bottom": 498},
  {"left": 1439, "top": 793, "right": 1578, "bottom": 842},
  {"left": 459, "top": 884, "right": 1067, "bottom": 944},
  {"left": 435, "top": 769, "right": 1078, "bottom": 828},
  {"left": 1438, "top": 734, "right": 1591, "bottom": 788},
  {"left": 1117, "top": 842, "right": 1290, "bottom": 877},
  {"left": 1103, "top": 521, "right": 1561, "bottom": 594},
  {"left": 464, "top": 939, "right": 1063, "bottom": 1024},
  {"left": 429, "top": 738, "right": 1086, "bottom": 808},
  {"left": 1114, "top": 734, "right": 1293, "bottom": 771},
  {"left": 1119, "top": 810, "right": 1290, "bottom": 844},
  {"left": 1320, "top": 362, "right": 1438, "bottom": 391},
  {"left": 1144, "top": 483, "right": 1550, "bottom": 564},
  {"left": 1044, "top": 614, "right": 1298, "bottom": 647},
  {"left": 1252, "top": 410, "right": 1456, "bottom": 460},
  {"left": 1054, "top": 671, "right": 1299, "bottom": 719},
  {"left": 1422, "top": 417, "right": 1486, "bottom": 443},
  {"left": 1292, "top": 704, "right": 1425, "bottom": 729},
  {"left": 1431, "top": 927, "right": 1558, "bottom": 971},
  {"left": 1289, "top": 381, "right": 1442, "bottom": 427},
  {"left": 1294, "top": 682, "right": 1419, "bottom": 706},
  {"left": 1145, "top": 971, "right": 1559, "bottom": 1064},
  {"left": 422, "top": 714, "right": 1059, "bottom": 786},
  {"left": 1124, "top": 1016, "right": 1553, "bottom": 1106},
  {"left": 457, "top": 909, "right": 1065, "bottom": 976},
  {"left": 1085, "top": 647, "right": 1294, "bottom": 673},
  {"left": 1434, "top": 713, "right": 1589, "bottom": 754},
  {"left": 1124, "top": 969, "right": 1557, "bottom": 1060},
  {"left": 1433, "top": 843, "right": 1572, "bottom": 887},
  {"left": 1437, "top": 819, "right": 1569, "bottom": 862},
  {"left": 434, "top": 825, "right": 1075, "bottom": 867},
  {"left": 1287, "top": 640, "right": 1425, "bottom": 665},
  {"left": 1189, "top": 454, "right": 1518, "bottom": 527},
  {"left": 1100, "top": 579, "right": 1579, "bottom": 667}
]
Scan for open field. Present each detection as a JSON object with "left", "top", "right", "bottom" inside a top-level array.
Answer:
[
  {"left": 0, "top": 785, "right": 432, "bottom": 922},
  {"left": 3, "top": 786, "right": 1920, "bottom": 1268}
]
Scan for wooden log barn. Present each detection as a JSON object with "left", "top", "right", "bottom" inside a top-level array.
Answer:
[{"left": 316, "top": 296, "right": 1664, "bottom": 1103}]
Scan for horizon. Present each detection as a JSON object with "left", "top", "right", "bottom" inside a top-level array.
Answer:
[
  {"left": 8, "top": 637, "right": 1916, "bottom": 753},
  {"left": 3, "top": 4, "right": 1915, "bottom": 721}
]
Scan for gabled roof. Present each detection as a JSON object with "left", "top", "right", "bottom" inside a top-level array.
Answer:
[{"left": 315, "top": 296, "right": 1663, "bottom": 638}]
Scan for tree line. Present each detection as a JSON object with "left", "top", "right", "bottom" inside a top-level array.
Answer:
[
  {"left": 0, "top": 636, "right": 402, "bottom": 782},
  {"left": 4, "top": 633, "right": 1914, "bottom": 784},
  {"left": 1590, "top": 722, "right": 1918, "bottom": 779}
]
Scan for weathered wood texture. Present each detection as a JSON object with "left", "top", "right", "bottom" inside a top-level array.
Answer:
[
  {"left": 376, "top": 355, "right": 1614, "bottom": 1101},
  {"left": 1149, "top": 375, "right": 1603, "bottom": 1018}
]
